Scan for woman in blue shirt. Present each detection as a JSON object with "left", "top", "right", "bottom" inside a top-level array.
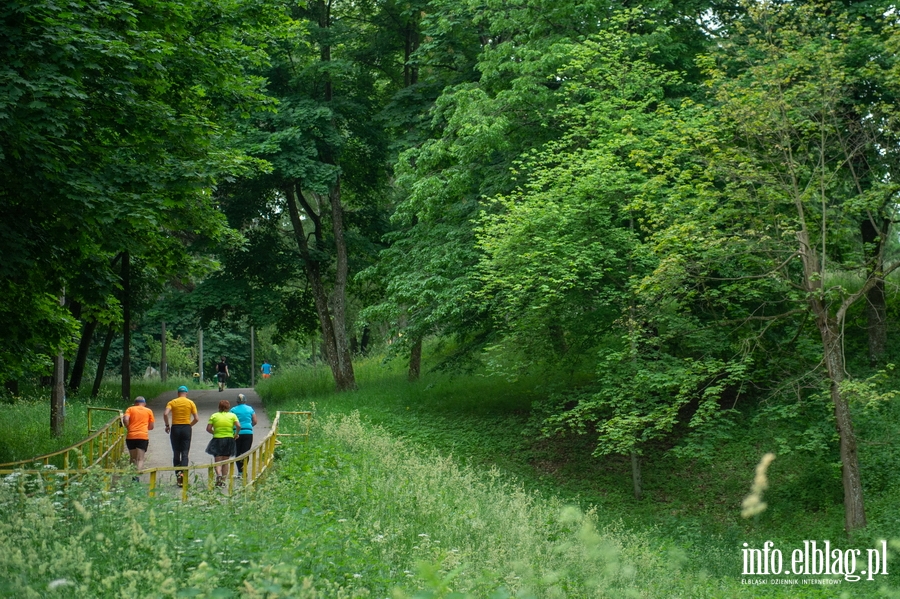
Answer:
[{"left": 230, "top": 393, "right": 257, "bottom": 477}]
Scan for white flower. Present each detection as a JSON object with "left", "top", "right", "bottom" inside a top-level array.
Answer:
[{"left": 48, "top": 579, "right": 72, "bottom": 590}]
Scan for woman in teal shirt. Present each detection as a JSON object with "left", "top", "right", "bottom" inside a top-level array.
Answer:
[
  {"left": 230, "top": 393, "right": 257, "bottom": 477},
  {"left": 206, "top": 399, "right": 240, "bottom": 487}
]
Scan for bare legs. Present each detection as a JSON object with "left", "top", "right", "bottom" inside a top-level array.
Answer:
[{"left": 214, "top": 455, "right": 229, "bottom": 486}]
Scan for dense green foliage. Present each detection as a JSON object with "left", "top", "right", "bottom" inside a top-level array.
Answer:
[
  {"left": 0, "top": 0, "right": 270, "bottom": 384},
  {"left": 4, "top": 0, "right": 900, "bottom": 572}
]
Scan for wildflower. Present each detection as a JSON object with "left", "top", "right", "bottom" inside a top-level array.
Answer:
[
  {"left": 741, "top": 453, "right": 776, "bottom": 518},
  {"left": 48, "top": 579, "right": 72, "bottom": 590}
]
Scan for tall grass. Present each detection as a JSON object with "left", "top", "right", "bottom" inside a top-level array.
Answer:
[
  {"left": 0, "top": 376, "right": 195, "bottom": 464},
  {"left": 2, "top": 407, "right": 888, "bottom": 597},
  {"left": 257, "top": 358, "right": 900, "bottom": 595},
  {"left": 2, "top": 359, "right": 897, "bottom": 597},
  {"left": 258, "top": 356, "right": 547, "bottom": 468}
]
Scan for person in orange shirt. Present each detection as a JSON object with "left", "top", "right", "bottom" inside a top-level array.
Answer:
[
  {"left": 163, "top": 385, "right": 199, "bottom": 486},
  {"left": 122, "top": 396, "right": 154, "bottom": 481}
]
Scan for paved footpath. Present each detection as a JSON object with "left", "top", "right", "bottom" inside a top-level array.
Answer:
[{"left": 139, "top": 386, "right": 271, "bottom": 485}]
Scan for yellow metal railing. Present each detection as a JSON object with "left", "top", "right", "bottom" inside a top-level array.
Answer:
[
  {"left": 0, "top": 410, "right": 310, "bottom": 500},
  {"left": 143, "top": 410, "right": 311, "bottom": 500},
  {"left": 0, "top": 407, "right": 125, "bottom": 471}
]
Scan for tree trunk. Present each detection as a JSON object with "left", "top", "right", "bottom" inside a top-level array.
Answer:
[
  {"left": 631, "top": 451, "right": 642, "bottom": 501},
  {"left": 327, "top": 181, "right": 356, "bottom": 390},
  {"left": 63, "top": 300, "right": 82, "bottom": 383},
  {"left": 51, "top": 293, "right": 65, "bottom": 437},
  {"left": 404, "top": 15, "right": 420, "bottom": 87},
  {"left": 161, "top": 321, "right": 168, "bottom": 382},
  {"left": 360, "top": 325, "right": 370, "bottom": 355},
  {"left": 799, "top": 222, "right": 867, "bottom": 532},
  {"left": 861, "top": 218, "right": 887, "bottom": 365},
  {"left": 121, "top": 251, "right": 131, "bottom": 400},
  {"left": 69, "top": 318, "right": 99, "bottom": 392},
  {"left": 51, "top": 352, "right": 65, "bottom": 437},
  {"left": 819, "top": 319, "right": 867, "bottom": 531},
  {"left": 91, "top": 326, "right": 115, "bottom": 398},
  {"left": 549, "top": 323, "right": 568, "bottom": 356},
  {"left": 285, "top": 184, "right": 356, "bottom": 391},
  {"left": 408, "top": 336, "right": 422, "bottom": 382},
  {"left": 319, "top": 0, "right": 333, "bottom": 102}
]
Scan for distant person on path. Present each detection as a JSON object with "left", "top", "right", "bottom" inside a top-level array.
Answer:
[
  {"left": 216, "top": 356, "right": 230, "bottom": 392},
  {"left": 260, "top": 359, "right": 272, "bottom": 379},
  {"left": 230, "top": 393, "right": 257, "bottom": 477},
  {"left": 206, "top": 399, "right": 240, "bottom": 487},
  {"left": 122, "top": 396, "right": 154, "bottom": 480},
  {"left": 164, "top": 385, "right": 199, "bottom": 487}
]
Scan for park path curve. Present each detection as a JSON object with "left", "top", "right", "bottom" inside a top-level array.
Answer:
[{"left": 140, "top": 386, "right": 271, "bottom": 484}]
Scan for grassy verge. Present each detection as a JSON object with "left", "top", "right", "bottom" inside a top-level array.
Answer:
[
  {"left": 2, "top": 358, "right": 898, "bottom": 597},
  {"left": 2, "top": 406, "right": 891, "bottom": 597},
  {"left": 257, "top": 357, "right": 900, "bottom": 596},
  {"left": 0, "top": 377, "right": 195, "bottom": 464}
]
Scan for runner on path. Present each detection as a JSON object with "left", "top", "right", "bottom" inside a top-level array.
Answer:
[
  {"left": 122, "top": 396, "right": 154, "bottom": 480},
  {"left": 142, "top": 388, "right": 271, "bottom": 486},
  {"left": 163, "top": 386, "right": 198, "bottom": 487},
  {"left": 215, "top": 357, "right": 230, "bottom": 392}
]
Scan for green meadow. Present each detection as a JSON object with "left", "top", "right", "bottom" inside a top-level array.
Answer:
[{"left": 1, "top": 359, "right": 898, "bottom": 598}]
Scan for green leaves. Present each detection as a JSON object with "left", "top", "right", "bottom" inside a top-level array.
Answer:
[{"left": 0, "top": 0, "right": 274, "bottom": 382}]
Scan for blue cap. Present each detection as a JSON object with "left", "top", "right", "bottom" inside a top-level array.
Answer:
[{"left": 178, "top": 385, "right": 188, "bottom": 392}]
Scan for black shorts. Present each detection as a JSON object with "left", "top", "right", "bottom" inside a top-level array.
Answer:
[{"left": 126, "top": 439, "right": 149, "bottom": 451}]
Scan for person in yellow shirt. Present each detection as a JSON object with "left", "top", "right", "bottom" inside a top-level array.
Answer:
[
  {"left": 122, "top": 396, "right": 154, "bottom": 481},
  {"left": 163, "top": 385, "right": 199, "bottom": 486}
]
